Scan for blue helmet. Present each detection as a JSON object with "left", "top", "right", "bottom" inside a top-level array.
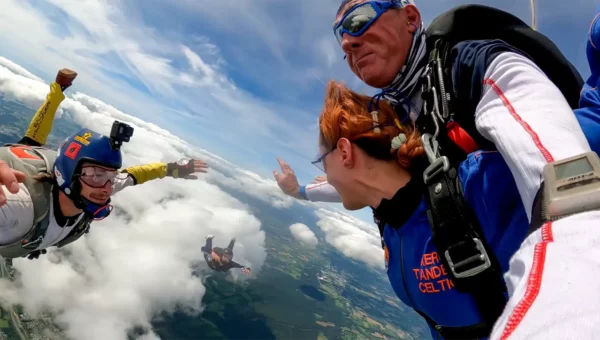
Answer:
[{"left": 54, "top": 127, "right": 123, "bottom": 218}]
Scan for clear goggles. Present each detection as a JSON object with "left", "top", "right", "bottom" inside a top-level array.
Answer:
[{"left": 79, "top": 166, "right": 126, "bottom": 188}]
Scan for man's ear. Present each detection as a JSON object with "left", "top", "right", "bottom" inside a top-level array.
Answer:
[
  {"left": 404, "top": 5, "right": 421, "bottom": 33},
  {"left": 337, "top": 138, "right": 355, "bottom": 169}
]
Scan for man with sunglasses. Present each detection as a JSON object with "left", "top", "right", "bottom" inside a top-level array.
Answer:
[
  {"left": 0, "top": 124, "right": 207, "bottom": 261},
  {"left": 273, "top": 1, "right": 600, "bottom": 339}
]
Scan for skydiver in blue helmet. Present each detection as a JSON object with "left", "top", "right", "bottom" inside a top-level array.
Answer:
[{"left": 0, "top": 121, "right": 206, "bottom": 261}]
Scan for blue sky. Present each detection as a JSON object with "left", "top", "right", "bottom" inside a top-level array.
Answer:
[{"left": 0, "top": 0, "right": 597, "bottom": 223}]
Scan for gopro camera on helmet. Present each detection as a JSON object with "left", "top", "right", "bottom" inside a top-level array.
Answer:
[{"left": 109, "top": 120, "right": 134, "bottom": 150}]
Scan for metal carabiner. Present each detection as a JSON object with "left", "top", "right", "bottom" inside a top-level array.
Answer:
[
  {"left": 429, "top": 86, "right": 444, "bottom": 140},
  {"left": 421, "top": 133, "right": 450, "bottom": 184},
  {"left": 421, "top": 133, "right": 440, "bottom": 164}
]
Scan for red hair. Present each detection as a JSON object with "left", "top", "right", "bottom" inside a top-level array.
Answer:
[{"left": 319, "top": 80, "right": 423, "bottom": 169}]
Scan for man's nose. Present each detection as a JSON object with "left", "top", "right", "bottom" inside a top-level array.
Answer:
[
  {"left": 341, "top": 34, "right": 363, "bottom": 54},
  {"left": 101, "top": 181, "right": 113, "bottom": 193}
]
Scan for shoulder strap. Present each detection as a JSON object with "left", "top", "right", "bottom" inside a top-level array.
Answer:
[
  {"left": 14, "top": 145, "right": 55, "bottom": 252},
  {"left": 423, "top": 161, "right": 507, "bottom": 339},
  {"left": 55, "top": 216, "right": 92, "bottom": 249},
  {"left": 416, "top": 46, "right": 508, "bottom": 339},
  {"left": 0, "top": 207, "right": 52, "bottom": 259}
]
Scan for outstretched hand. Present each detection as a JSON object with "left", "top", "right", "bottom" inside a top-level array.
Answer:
[
  {"left": 184, "top": 159, "right": 209, "bottom": 179},
  {"left": 0, "top": 161, "right": 26, "bottom": 207},
  {"left": 167, "top": 158, "right": 209, "bottom": 179},
  {"left": 242, "top": 267, "right": 251, "bottom": 275},
  {"left": 273, "top": 157, "right": 302, "bottom": 199}
]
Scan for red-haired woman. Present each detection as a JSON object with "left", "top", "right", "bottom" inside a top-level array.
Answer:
[{"left": 299, "top": 79, "right": 600, "bottom": 340}]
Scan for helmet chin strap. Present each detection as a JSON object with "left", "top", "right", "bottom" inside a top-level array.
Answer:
[
  {"left": 66, "top": 181, "right": 112, "bottom": 219},
  {"left": 80, "top": 196, "right": 112, "bottom": 219}
]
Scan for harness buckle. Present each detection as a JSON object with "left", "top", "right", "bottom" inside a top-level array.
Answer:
[
  {"left": 422, "top": 133, "right": 450, "bottom": 184},
  {"left": 421, "top": 66, "right": 433, "bottom": 95},
  {"left": 423, "top": 157, "right": 450, "bottom": 185},
  {"left": 444, "top": 238, "right": 492, "bottom": 279},
  {"left": 21, "top": 236, "right": 43, "bottom": 250}
]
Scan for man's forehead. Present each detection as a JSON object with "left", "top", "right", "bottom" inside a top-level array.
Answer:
[
  {"left": 336, "top": 0, "right": 366, "bottom": 17},
  {"left": 336, "top": 0, "right": 416, "bottom": 17}
]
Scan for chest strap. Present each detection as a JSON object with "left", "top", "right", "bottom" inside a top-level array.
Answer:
[
  {"left": 412, "top": 42, "right": 508, "bottom": 338},
  {"left": 421, "top": 136, "right": 507, "bottom": 340}
]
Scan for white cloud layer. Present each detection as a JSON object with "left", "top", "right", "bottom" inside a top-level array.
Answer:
[
  {"left": 0, "top": 57, "right": 269, "bottom": 340},
  {"left": 0, "top": 55, "right": 387, "bottom": 340},
  {"left": 289, "top": 223, "right": 319, "bottom": 248},
  {"left": 315, "top": 208, "right": 384, "bottom": 269},
  {"left": 0, "top": 0, "right": 326, "bottom": 180}
]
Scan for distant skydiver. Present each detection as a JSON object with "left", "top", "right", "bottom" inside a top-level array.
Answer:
[
  {"left": 0, "top": 69, "right": 209, "bottom": 260},
  {"left": 201, "top": 235, "right": 251, "bottom": 274}
]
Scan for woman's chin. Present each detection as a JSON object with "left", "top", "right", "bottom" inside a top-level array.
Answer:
[{"left": 342, "top": 200, "right": 366, "bottom": 211}]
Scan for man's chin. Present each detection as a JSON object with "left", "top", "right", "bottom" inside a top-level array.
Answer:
[{"left": 359, "top": 67, "right": 397, "bottom": 89}]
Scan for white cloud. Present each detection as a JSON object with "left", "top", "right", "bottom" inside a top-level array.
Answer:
[
  {"left": 317, "top": 36, "right": 339, "bottom": 70},
  {"left": 182, "top": 46, "right": 217, "bottom": 82},
  {"left": 0, "top": 0, "right": 327, "bottom": 176},
  {"left": 315, "top": 208, "right": 384, "bottom": 269},
  {"left": 0, "top": 57, "right": 268, "bottom": 340},
  {"left": 0, "top": 64, "right": 53, "bottom": 113},
  {"left": 0, "top": 56, "right": 43, "bottom": 82},
  {"left": 289, "top": 223, "right": 319, "bottom": 248},
  {"left": 208, "top": 167, "right": 296, "bottom": 209}
]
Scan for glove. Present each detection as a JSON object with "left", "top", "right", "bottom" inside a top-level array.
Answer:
[
  {"left": 27, "top": 249, "right": 47, "bottom": 260},
  {"left": 56, "top": 68, "right": 77, "bottom": 92},
  {"left": 167, "top": 158, "right": 196, "bottom": 178},
  {"left": 242, "top": 267, "right": 251, "bottom": 275}
]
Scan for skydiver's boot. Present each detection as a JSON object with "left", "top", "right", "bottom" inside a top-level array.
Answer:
[
  {"left": 202, "top": 235, "right": 214, "bottom": 254},
  {"left": 227, "top": 238, "right": 236, "bottom": 251},
  {"left": 21, "top": 68, "right": 77, "bottom": 146}
]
